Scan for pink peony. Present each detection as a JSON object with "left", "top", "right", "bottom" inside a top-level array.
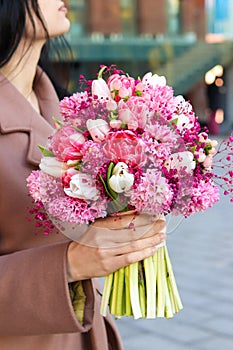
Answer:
[
  {"left": 103, "top": 130, "right": 147, "bottom": 166},
  {"left": 118, "top": 97, "right": 150, "bottom": 130},
  {"left": 50, "top": 125, "right": 85, "bottom": 162}
]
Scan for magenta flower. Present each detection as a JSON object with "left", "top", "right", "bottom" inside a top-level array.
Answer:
[{"left": 59, "top": 91, "right": 90, "bottom": 119}]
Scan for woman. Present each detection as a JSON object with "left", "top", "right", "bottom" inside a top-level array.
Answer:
[{"left": 0, "top": 1, "right": 166, "bottom": 349}]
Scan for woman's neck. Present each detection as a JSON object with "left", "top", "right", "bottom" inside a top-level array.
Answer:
[
  {"left": 0, "top": 40, "right": 44, "bottom": 98},
  {"left": 0, "top": 40, "right": 44, "bottom": 113}
]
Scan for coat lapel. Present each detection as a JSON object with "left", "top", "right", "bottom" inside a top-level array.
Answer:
[{"left": 0, "top": 67, "right": 61, "bottom": 166}]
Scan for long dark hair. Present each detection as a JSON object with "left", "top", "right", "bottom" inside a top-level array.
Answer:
[
  {"left": 0, "top": 0, "right": 48, "bottom": 68},
  {"left": 0, "top": 0, "right": 72, "bottom": 99}
]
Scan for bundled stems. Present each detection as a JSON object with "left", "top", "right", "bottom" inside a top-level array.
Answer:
[{"left": 100, "top": 244, "right": 183, "bottom": 319}]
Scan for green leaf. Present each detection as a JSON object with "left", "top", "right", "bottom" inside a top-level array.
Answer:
[
  {"left": 99, "top": 173, "right": 118, "bottom": 201},
  {"left": 38, "top": 145, "right": 55, "bottom": 157},
  {"left": 52, "top": 117, "right": 63, "bottom": 127},
  {"left": 72, "top": 126, "right": 84, "bottom": 133},
  {"left": 107, "top": 162, "right": 115, "bottom": 181}
]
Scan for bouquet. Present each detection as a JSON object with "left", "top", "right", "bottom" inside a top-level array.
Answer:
[{"left": 27, "top": 65, "right": 233, "bottom": 320}]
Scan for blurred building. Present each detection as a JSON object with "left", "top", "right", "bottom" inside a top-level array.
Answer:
[{"left": 60, "top": 0, "right": 233, "bottom": 134}]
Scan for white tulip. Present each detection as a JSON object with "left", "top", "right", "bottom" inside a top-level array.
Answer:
[
  {"left": 86, "top": 119, "right": 110, "bottom": 143},
  {"left": 142, "top": 72, "right": 166, "bottom": 88},
  {"left": 92, "top": 78, "right": 111, "bottom": 99},
  {"left": 64, "top": 173, "right": 99, "bottom": 200},
  {"left": 39, "top": 157, "right": 67, "bottom": 177},
  {"left": 108, "top": 162, "right": 134, "bottom": 193}
]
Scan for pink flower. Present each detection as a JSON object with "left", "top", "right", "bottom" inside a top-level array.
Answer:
[
  {"left": 80, "top": 141, "right": 107, "bottom": 176},
  {"left": 203, "top": 155, "right": 213, "bottom": 170},
  {"left": 129, "top": 169, "right": 173, "bottom": 214},
  {"left": 86, "top": 119, "right": 110, "bottom": 143},
  {"left": 209, "top": 139, "right": 218, "bottom": 155},
  {"left": 190, "top": 180, "right": 220, "bottom": 213},
  {"left": 109, "top": 119, "right": 122, "bottom": 129},
  {"left": 194, "top": 148, "right": 206, "bottom": 162},
  {"left": 103, "top": 130, "right": 147, "bottom": 166},
  {"left": 59, "top": 91, "right": 90, "bottom": 119},
  {"left": 143, "top": 122, "right": 178, "bottom": 165},
  {"left": 50, "top": 125, "right": 85, "bottom": 162},
  {"left": 118, "top": 97, "right": 150, "bottom": 130},
  {"left": 27, "top": 170, "right": 42, "bottom": 202},
  {"left": 107, "top": 74, "right": 135, "bottom": 101}
]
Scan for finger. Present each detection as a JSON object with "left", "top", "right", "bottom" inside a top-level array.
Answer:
[
  {"left": 92, "top": 212, "right": 159, "bottom": 229},
  {"left": 142, "top": 219, "right": 166, "bottom": 238},
  {"left": 113, "top": 245, "right": 159, "bottom": 270},
  {"left": 110, "top": 230, "right": 166, "bottom": 256},
  {"left": 92, "top": 214, "right": 166, "bottom": 232},
  {"left": 91, "top": 212, "right": 141, "bottom": 229}
]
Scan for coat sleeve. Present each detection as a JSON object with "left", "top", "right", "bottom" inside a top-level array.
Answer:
[{"left": 0, "top": 241, "right": 94, "bottom": 336}]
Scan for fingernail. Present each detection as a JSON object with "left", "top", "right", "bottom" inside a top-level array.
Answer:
[
  {"left": 151, "top": 246, "right": 157, "bottom": 255},
  {"left": 159, "top": 233, "right": 166, "bottom": 241}
]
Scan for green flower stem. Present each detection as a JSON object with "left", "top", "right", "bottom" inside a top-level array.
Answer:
[
  {"left": 152, "top": 251, "right": 158, "bottom": 315},
  {"left": 164, "top": 246, "right": 183, "bottom": 313},
  {"left": 100, "top": 244, "right": 182, "bottom": 319},
  {"left": 115, "top": 267, "right": 125, "bottom": 317},
  {"left": 139, "top": 262, "right": 146, "bottom": 318},
  {"left": 144, "top": 256, "right": 156, "bottom": 318},
  {"left": 100, "top": 273, "right": 113, "bottom": 316},
  {"left": 164, "top": 261, "right": 174, "bottom": 319},
  {"left": 156, "top": 247, "right": 166, "bottom": 317},
  {"left": 109, "top": 270, "right": 119, "bottom": 315},
  {"left": 125, "top": 265, "right": 132, "bottom": 316},
  {"left": 129, "top": 262, "right": 142, "bottom": 319},
  {"left": 164, "top": 257, "right": 176, "bottom": 315}
]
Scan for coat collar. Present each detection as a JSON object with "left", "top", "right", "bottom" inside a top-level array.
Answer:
[{"left": 0, "top": 66, "right": 61, "bottom": 166}]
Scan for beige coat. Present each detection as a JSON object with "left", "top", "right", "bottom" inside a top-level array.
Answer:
[{"left": 0, "top": 68, "right": 123, "bottom": 350}]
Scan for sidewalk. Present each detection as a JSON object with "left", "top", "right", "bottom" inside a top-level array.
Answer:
[{"left": 115, "top": 194, "right": 233, "bottom": 349}]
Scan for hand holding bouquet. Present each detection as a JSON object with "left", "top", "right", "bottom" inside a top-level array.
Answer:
[{"left": 27, "top": 65, "right": 233, "bottom": 319}]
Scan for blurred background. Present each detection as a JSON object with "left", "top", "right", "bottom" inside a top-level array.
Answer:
[
  {"left": 58, "top": 2, "right": 233, "bottom": 349},
  {"left": 57, "top": 0, "right": 233, "bottom": 137}
]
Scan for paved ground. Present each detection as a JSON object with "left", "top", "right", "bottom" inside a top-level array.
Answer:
[{"left": 114, "top": 193, "right": 233, "bottom": 349}]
